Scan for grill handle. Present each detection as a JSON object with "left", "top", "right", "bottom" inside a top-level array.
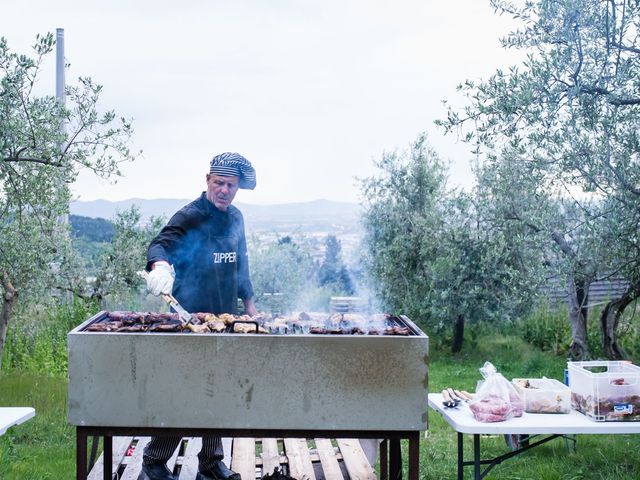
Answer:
[{"left": 229, "top": 320, "right": 260, "bottom": 333}]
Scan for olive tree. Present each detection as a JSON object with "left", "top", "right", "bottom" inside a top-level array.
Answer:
[
  {"left": 0, "top": 33, "right": 136, "bottom": 367},
  {"left": 359, "top": 134, "right": 541, "bottom": 351},
  {"left": 57, "top": 207, "right": 165, "bottom": 305},
  {"left": 438, "top": 0, "right": 640, "bottom": 359},
  {"left": 474, "top": 150, "right": 602, "bottom": 359}
]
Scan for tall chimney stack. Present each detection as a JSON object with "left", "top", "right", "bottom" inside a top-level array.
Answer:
[
  {"left": 56, "top": 28, "right": 66, "bottom": 131},
  {"left": 56, "top": 28, "right": 68, "bottom": 224}
]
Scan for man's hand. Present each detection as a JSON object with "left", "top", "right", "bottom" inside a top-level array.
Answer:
[
  {"left": 146, "top": 261, "right": 175, "bottom": 296},
  {"left": 243, "top": 297, "right": 258, "bottom": 317}
]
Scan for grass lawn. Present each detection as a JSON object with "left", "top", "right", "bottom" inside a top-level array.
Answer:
[
  {"left": 1, "top": 332, "right": 639, "bottom": 479},
  {"left": 0, "top": 375, "right": 74, "bottom": 479},
  {"left": 425, "top": 334, "right": 640, "bottom": 479}
]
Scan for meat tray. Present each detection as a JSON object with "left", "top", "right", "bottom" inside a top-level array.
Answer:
[{"left": 568, "top": 361, "right": 640, "bottom": 421}]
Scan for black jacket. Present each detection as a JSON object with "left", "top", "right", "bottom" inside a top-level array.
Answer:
[{"left": 147, "top": 193, "right": 253, "bottom": 314}]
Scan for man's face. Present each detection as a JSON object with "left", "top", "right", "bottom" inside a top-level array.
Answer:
[{"left": 206, "top": 174, "right": 240, "bottom": 211}]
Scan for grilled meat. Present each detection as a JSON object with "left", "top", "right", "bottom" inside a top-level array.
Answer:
[{"left": 89, "top": 311, "right": 413, "bottom": 336}]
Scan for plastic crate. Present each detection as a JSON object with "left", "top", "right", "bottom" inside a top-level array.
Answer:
[
  {"left": 568, "top": 361, "right": 640, "bottom": 421},
  {"left": 512, "top": 378, "right": 571, "bottom": 413}
]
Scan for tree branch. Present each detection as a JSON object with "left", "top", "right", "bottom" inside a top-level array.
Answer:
[
  {"left": 2, "top": 156, "right": 64, "bottom": 167},
  {"left": 503, "top": 209, "right": 542, "bottom": 233},
  {"left": 578, "top": 85, "right": 611, "bottom": 96},
  {"left": 608, "top": 97, "right": 640, "bottom": 106},
  {"left": 577, "top": 86, "right": 640, "bottom": 106},
  {"left": 572, "top": 22, "right": 583, "bottom": 84},
  {"left": 551, "top": 231, "right": 575, "bottom": 258},
  {"left": 611, "top": 41, "right": 640, "bottom": 55}
]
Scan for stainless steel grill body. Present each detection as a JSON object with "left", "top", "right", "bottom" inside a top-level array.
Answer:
[{"left": 68, "top": 312, "right": 428, "bottom": 431}]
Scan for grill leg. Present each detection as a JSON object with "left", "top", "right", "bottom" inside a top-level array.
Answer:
[
  {"left": 408, "top": 433, "right": 419, "bottom": 480},
  {"left": 380, "top": 439, "right": 388, "bottom": 480},
  {"left": 390, "top": 439, "right": 402, "bottom": 480},
  {"left": 77, "top": 427, "right": 88, "bottom": 480},
  {"left": 103, "top": 435, "right": 112, "bottom": 480}
]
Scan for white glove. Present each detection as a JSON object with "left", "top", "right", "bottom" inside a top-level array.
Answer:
[{"left": 146, "top": 262, "right": 175, "bottom": 296}]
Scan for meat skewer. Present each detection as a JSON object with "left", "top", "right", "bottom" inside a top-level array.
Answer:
[
  {"left": 442, "top": 389, "right": 460, "bottom": 408},
  {"left": 454, "top": 389, "right": 474, "bottom": 401}
]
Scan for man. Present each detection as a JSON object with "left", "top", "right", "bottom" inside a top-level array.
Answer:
[{"left": 140, "top": 152, "right": 258, "bottom": 480}]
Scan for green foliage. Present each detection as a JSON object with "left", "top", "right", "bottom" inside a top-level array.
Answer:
[
  {"left": 438, "top": 0, "right": 640, "bottom": 358},
  {"left": 513, "top": 302, "right": 640, "bottom": 364},
  {"left": 57, "top": 207, "right": 164, "bottom": 305},
  {"left": 92, "top": 208, "right": 163, "bottom": 303},
  {"left": 359, "top": 134, "right": 447, "bottom": 327},
  {"left": 2, "top": 207, "right": 162, "bottom": 374},
  {"left": 618, "top": 312, "right": 640, "bottom": 362},
  {"left": 68, "top": 215, "right": 115, "bottom": 276},
  {"left": 519, "top": 304, "right": 572, "bottom": 356},
  {"left": 249, "top": 235, "right": 317, "bottom": 313},
  {"left": 2, "top": 298, "right": 99, "bottom": 376},
  {"left": 317, "top": 235, "right": 354, "bottom": 295},
  {"left": 359, "top": 134, "right": 542, "bottom": 339},
  {"left": 0, "top": 32, "right": 138, "bottom": 366},
  {"left": 69, "top": 214, "right": 115, "bottom": 242},
  {"left": 586, "top": 304, "right": 640, "bottom": 363},
  {"left": 70, "top": 237, "right": 110, "bottom": 275},
  {"left": 249, "top": 233, "right": 359, "bottom": 313}
]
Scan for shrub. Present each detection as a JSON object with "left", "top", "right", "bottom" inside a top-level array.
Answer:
[
  {"left": 517, "top": 302, "right": 640, "bottom": 363},
  {"left": 519, "top": 304, "right": 571, "bottom": 356},
  {"left": 2, "top": 298, "right": 99, "bottom": 376}
]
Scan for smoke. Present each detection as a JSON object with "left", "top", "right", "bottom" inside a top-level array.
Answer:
[
  {"left": 249, "top": 229, "right": 392, "bottom": 316},
  {"left": 102, "top": 290, "right": 166, "bottom": 313}
]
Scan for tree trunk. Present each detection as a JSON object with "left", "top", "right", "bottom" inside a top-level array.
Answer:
[
  {"left": 452, "top": 314, "right": 465, "bottom": 353},
  {"left": 600, "top": 281, "right": 640, "bottom": 360},
  {"left": 549, "top": 232, "right": 591, "bottom": 360},
  {"left": 575, "top": 277, "right": 589, "bottom": 326},
  {"left": 567, "top": 273, "right": 589, "bottom": 360},
  {"left": 0, "top": 272, "right": 18, "bottom": 371}
]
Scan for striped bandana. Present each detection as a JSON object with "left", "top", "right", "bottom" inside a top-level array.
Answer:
[{"left": 209, "top": 152, "right": 257, "bottom": 190}]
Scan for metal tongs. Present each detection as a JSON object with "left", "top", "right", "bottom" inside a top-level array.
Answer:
[
  {"left": 137, "top": 270, "right": 195, "bottom": 326},
  {"left": 441, "top": 388, "right": 474, "bottom": 408}
]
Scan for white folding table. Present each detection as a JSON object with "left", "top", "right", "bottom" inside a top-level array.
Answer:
[
  {"left": 428, "top": 393, "right": 640, "bottom": 479},
  {"left": 0, "top": 407, "right": 35, "bottom": 436}
]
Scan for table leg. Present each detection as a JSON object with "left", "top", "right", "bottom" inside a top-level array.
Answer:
[
  {"left": 473, "top": 434, "right": 481, "bottom": 480},
  {"left": 103, "top": 435, "right": 112, "bottom": 480},
  {"left": 457, "top": 433, "right": 463, "bottom": 480},
  {"left": 390, "top": 439, "right": 402, "bottom": 480},
  {"left": 76, "top": 427, "right": 87, "bottom": 480},
  {"left": 380, "top": 439, "right": 389, "bottom": 480},
  {"left": 408, "top": 432, "right": 420, "bottom": 480}
]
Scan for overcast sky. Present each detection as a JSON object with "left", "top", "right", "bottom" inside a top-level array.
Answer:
[{"left": 3, "top": 0, "right": 521, "bottom": 205}]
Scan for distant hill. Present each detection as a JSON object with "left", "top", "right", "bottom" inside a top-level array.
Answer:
[
  {"left": 69, "top": 198, "right": 363, "bottom": 233},
  {"left": 69, "top": 198, "right": 188, "bottom": 222},
  {"left": 69, "top": 214, "right": 115, "bottom": 242}
]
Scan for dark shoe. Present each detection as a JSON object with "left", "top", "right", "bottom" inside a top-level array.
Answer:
[
  {"left": 138, "top": 462, "right": 178, "bottom": 480},
  {"left": 197, "top": 460, "right": 241, "bottom": 480}
]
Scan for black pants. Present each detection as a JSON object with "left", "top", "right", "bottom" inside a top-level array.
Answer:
[{"left": 143, "top": 435, "right": 224, "bottom": 473}]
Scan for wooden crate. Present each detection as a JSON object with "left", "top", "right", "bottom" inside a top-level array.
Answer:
[{"left": 87, "top": 436, "right": 376, "bottom": 480}]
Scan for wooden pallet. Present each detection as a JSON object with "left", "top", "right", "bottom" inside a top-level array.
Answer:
[{"left": 87, "top": 437, "right": 376, "bottom": 480}]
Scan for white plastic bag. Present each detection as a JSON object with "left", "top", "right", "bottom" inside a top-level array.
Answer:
[{"left": 469, "top": 361, "right": 524, "bottom": 422}]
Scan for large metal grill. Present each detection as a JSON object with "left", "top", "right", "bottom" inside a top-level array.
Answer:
[{"left": 68, "top": 311, "right": 428, "bottom": 432}]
